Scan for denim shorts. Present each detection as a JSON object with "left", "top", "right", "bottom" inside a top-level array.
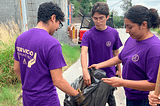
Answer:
[{"left": 126, "top": 98, "right": 150, "bottom": 106}]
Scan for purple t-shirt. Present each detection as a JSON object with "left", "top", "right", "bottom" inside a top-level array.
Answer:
[
  {"left": 14, "top": 28, "right": 66, "bottom": 106},
  {"left": 118, "top": 35, "right": 160, "bottom": 100},
  {"left": 80, "top": 26, "right": 122, "bottom": 78}
]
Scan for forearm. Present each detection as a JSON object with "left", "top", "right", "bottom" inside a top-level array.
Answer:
[
  {"left": 113, "top": 49, "right": 121, "bottom": 72},
  {"left": 98, "top": 56, "right": 122, "bottom": 68},
  {"left": 81, "top": 46, "right": 88, "bottom": 73},
  {"left": 51, "top": 68, "right": 78, "bottom": 96},
  {"left": 14, "top": 60, "right": 21, "bottom": 81},
  {"left": 14, "top": 70, "right": 21, "bottom": 81},
  {"left": 81, "top": 52, "right": 88, "bottom": 73},
  {"left": 122, "top": 79, "right": 156, "bottom": 91},
  {"left": 54, "top": 78, "right": 78, "bottom": 96}
]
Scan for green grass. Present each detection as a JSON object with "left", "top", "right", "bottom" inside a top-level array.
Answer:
[
  {"left": 0, "top": 83, "right": 22, "bottom": 106},
  {"left": 61, "top": 43, "right": 81, "bottom": 71},
  {"left": 0, "top": 45, "right": 19, "bottom": 87}
]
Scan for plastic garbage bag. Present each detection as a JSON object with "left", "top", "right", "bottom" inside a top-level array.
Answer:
[{"left": 64, "top": 68, "right": 115, "bottom": 106}]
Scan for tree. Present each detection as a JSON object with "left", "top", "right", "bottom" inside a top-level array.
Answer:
[
  {"left": 113, "top": 15, "right": 124, "bottom": 28},
  {"left": 70, "top": 0, "right": 106, "bottom": 16},
  {"left": 120, "top": 0, "right": 132, "bottom": 14},
  {"left": 79, "top": 0, "right": 91, "bottom": 15},
  {"left": 111, "top": 10, "right": 118, "bottom": 16}
]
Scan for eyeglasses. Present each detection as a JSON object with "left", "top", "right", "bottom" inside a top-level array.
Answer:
[
  {"left": 59, "top": 20, "right": 63, "bottom": 29},
  {"left": 92, "top": 16, "right": 105, "bottom": 22}
]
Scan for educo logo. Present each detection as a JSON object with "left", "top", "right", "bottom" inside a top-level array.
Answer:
[
  {"left": 132, "top": 54, "right": 139, "bottom": 62},
  {"left": 106, "top": 41, "right": 111, "bottom": 47}
]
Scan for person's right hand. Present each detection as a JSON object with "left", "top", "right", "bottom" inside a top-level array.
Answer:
[
  {"left": 83, "top": 70, "right": 91, "bottom": 86},
  {"left": 88, "top": 64, "right": 100, "bottom": 69},
  {"left": 148, "top": 91, "right": 160, "bottom": 106}
]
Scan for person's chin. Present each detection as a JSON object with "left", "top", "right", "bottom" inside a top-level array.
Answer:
[
  {"left": 95, "top": 26, "right": 102, "bottom": 31},
  {"left": 49, "top": 32, "right": 54, "bottom": 35}
]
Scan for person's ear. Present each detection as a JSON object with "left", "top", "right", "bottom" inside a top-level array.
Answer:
[
  {"left": 106, "top": 15, "right": 110, "bottom": 20},
  {"left": 141, "top": 21, "right": 148, "bottom": 29},
  {"left": 51, "top": 15, "right": 56, "bottom": 23}
]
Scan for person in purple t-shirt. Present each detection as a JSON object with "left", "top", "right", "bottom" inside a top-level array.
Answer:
[
  {"left": 80, "top": 2, "right": 123, "bottom": 106},
  {"left": 13, "top": 2, "right": 79, "bottom": 106},
  {"left": 89, "top": 5, "right": 160, "bottom": 106}
]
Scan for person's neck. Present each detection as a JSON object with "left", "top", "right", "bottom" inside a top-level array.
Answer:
[
  {"left": 137, "top": 29, "right": 153, "bottom": 41},
  {"left": 35, "top": 21, "right": 49, "bottom": 33},
  {"left": 96, "top": 25, "right": 107, "bottom": 31}
]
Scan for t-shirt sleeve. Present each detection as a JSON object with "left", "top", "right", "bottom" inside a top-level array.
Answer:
[
  {"left": 47, "top": 44, "right": 67, "bottom": 70},
  {"left": 113, "top": 31, "right": 123, "bottom": 50},
  {"left": 146, "top": 56, "right": 160, "bottom": 83},
  {"left": 146, "top": 45, "right": 160, "bottom": 83},
  {"left": 80, "top": 31, "right": 89, "bottom": 47},
  {"left": 118, "top": 51, "right": 122, "bottom": 60}
]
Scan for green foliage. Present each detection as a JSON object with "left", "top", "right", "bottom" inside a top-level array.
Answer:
[
  {"left": 0, "top": 45, "right": 20, "bottom": 87},
  {"left": 70, "top": 0, "right": 80, "bottom": 17},
  {"left": 113, "top": 15, "right": 124, "bottom": 28},
  {"left": 0, "top": 83, "right": 22, "bottom": 106},
  {"left": 70, "top": 0, "right": 106, "bottom": 16}
]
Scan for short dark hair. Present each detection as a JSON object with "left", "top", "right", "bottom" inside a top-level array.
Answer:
[
  {"left": 91, "top": 2, "right": 109, "bottom": 18},
  {"left": 37, "top": 2, "right": 65, "bottom": 23},
  {"left": 124, "top": 5, "right": 160, "bottom": 29}
]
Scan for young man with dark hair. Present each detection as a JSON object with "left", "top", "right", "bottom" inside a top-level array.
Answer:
[
  {"left": 14, "top": 2, "right": 78, "bottom": 106},
  {"left": 80, "top": 2, "right": 123, "bottom": 106}
]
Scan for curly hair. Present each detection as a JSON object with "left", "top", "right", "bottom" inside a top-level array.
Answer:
[{"left": 37, "top": 2, "right": 65, "bottom": 23}]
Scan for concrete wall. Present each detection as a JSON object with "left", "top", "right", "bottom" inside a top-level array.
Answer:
[
  {"left": 0, "top": 0, "right": 20, "bottom": 24},
  {"left": 0, "top": 0, "right": 69, "bottom": 43}
]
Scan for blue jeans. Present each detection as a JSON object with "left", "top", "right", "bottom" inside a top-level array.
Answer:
[{"left": 126, "top": 98, "right": 150, "bottom": 106}]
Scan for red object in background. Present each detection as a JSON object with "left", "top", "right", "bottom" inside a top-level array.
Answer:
[{"left": 79, "top": 30, "right": 88, "bottom": 41}]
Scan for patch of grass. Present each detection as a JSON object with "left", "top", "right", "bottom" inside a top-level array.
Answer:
[
  {"left": 0, "top": 83, "right": 22, "bottom": 106},
  {"left": 0, "top": 20, "right": 21, "bottom": 87},
  {"left": 0, "top": 45, "right": 20, "bottom": 87},
  {"left": 61, "top": 43, "right": 81, "bottom": 71}
]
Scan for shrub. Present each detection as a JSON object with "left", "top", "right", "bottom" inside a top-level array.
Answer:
[{"left": 0, "top": 20, "right": 21, "bottom": 87}]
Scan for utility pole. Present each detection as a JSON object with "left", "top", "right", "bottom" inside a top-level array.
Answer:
[{"left": 19, "top": 0, "right": 28, "bottom": 32}]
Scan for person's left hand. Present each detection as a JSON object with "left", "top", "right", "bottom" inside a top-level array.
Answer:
[
  {"left": 148, "top": 91, "right": 160, "bottom": 106},
  {"left": 101, "top": 77, "right": 123, "bottom": 87}
]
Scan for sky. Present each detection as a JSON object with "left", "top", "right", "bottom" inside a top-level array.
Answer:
[{"left": 107, "top": 0, "right": 160, "bottom": 16}]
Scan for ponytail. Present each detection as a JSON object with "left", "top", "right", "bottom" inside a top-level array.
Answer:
[{"left": 148, "top": 9, "right": 160, "bottom": 28}]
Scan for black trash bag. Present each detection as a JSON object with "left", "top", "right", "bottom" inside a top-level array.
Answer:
[{"left": 64, "top": 68, "right": 115, "bottom": 106}]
